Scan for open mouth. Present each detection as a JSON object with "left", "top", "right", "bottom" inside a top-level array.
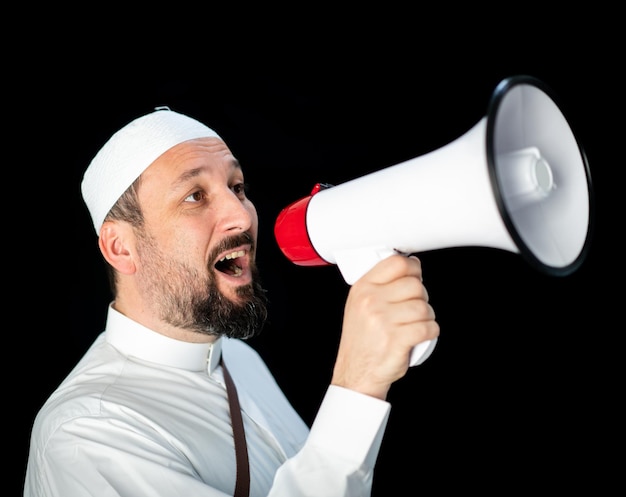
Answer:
[{"left": 215, "top": 250, "right": 245, "bottom": 277}]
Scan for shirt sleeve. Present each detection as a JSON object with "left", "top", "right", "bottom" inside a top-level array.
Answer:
[{"left": 268, "top": 385, "right": 391, "bottom": 497}]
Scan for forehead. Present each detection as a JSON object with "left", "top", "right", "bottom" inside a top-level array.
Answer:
[{"left": 144, "top": 137, "right": 241, "bottom": 180}]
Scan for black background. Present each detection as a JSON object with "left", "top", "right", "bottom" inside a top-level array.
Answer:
[{"left": 20, "top": 17, "right": 620, "bottom": 496}]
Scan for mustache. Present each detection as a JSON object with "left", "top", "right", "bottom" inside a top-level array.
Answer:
[{"left": 211, "top": 231, "right": 255, "bottom": 259}]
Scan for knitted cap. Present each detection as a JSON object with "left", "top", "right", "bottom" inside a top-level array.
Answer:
[{"left": 81, "top": 107, "right": 221, "bottom": 234}]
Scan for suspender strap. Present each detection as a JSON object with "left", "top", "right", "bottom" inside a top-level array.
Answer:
[{"left": 221, "top": 358, "right": 250, "bottom": 497}]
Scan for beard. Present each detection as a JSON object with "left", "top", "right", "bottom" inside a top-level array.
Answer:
[{"left": 135, "top": 230, "right": 269, "bottom": 340}]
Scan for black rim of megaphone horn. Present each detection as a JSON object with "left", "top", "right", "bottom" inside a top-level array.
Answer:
[{"left": 485, "top": 74, "right": 595, "bottom": 277}]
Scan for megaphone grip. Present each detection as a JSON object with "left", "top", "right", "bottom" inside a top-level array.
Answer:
[{"left": 409, "top": 338, "right": 438, "bottom": 366}]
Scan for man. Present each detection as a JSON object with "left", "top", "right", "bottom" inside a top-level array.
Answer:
[{"left": 25, "top": 107, "right": 439, "bottom": 496}]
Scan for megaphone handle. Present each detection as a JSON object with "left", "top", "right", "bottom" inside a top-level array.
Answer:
[
  {"left": 335, "top": 248, "right": 438, "bottom": 367},
  {"left": 409, "top": 337, "right": 438, "bottom": 366}
]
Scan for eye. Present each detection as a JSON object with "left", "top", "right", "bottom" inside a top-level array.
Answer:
[
  {"left": 184, "top": 190, "right": 206, "bottom": 203},
  {"left": 232, "top": 182, "right": 249, "bottom": 197}
]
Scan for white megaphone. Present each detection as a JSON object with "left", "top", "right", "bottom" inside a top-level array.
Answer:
[{"left": 274, "top": 75, "right": 594, "bottom": 367}]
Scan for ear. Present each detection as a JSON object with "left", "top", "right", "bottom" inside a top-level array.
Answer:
[{"left": 98, "top": 220, "right": 137, "bottom": 275}]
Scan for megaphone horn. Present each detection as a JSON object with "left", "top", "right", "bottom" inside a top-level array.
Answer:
[{"left": 274, "top": 75, "right": 594, "bottom": 366}]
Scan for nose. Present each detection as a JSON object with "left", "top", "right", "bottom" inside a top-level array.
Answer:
[{"left": 216, "top": 189, "right": 255, "bottom": 233}]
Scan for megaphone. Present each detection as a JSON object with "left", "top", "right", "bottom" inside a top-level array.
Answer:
[{"left": 274, "top": 75, "right": 594, "bottom": 367}]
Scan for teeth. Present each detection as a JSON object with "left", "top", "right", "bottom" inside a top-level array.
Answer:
[
  {"left": 219, "top": 250, "right": 245, "bottom": 262},
  {"left": 233, "top": 266, "right": 242, "bottom": 276}
]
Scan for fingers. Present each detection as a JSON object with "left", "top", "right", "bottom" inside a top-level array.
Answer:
[
  {"left": 357, "top": 255, "right": 429, "bottom": 308},
  {"left": 389, "top": 297, "right": 435, "bottom": 327},
  {"left": 364, "top": 254, "right": 424, "bottom": 285},
  {"left": 351, "top": 255, "right": 434, "bottom": 329},
  {"left": 383, "top": 270, "right": 430, "bottom": 306}
]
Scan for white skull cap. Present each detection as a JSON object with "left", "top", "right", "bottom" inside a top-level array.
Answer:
[{"left": 81, "top": 107, "right": 221, "bottom": 234}]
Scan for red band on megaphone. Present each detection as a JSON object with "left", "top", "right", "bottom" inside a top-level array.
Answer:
[{"left": 274, "top": 192, "right": 330, "bottom": 266}]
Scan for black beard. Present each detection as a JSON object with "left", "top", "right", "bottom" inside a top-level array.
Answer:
[
  {"left": 135, "top": 227, "right": 269, "bottom": 340},
  {"left": 188, "top": 263, "right": 269, "bottom": 340}
]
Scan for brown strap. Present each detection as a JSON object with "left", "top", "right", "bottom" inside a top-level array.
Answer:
[{"left": 221, "top": 357, "right": 250, "bottom": 497}]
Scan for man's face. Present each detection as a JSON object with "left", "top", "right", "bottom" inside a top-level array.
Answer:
[{"left": 131, "top": 137, "right": 268, "bottom": 339}]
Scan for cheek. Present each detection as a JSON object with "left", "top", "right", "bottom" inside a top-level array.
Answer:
[
  {"left": 158, "top": 228, "right": 207, "bottom": 264},
  {"left": 180, "top": 231, "right": 211, "bottom": 260}
]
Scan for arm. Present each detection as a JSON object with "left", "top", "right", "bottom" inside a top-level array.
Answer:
[
  {"left": 268, "top": 386, "right": 390, "bottom": 496},
  {"left": 268, "top": 255, "right": 438, "bottom": 496}
]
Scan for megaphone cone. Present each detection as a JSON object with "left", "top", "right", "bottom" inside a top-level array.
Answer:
[{"left": 274, "top": 75, "right": 594, "bottom": 366}]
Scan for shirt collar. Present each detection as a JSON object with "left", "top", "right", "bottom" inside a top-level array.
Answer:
[{"left": 104, "top": 304, "right": 222, "bottom": 374}]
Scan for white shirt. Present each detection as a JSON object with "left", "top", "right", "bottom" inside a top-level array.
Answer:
[{"left": 24, "top": 305, "right": 391, "bottom": 496}]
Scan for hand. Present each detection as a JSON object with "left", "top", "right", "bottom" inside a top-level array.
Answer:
[{"left": 331, "top": 255, "right": 439, "bottom": 400}]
